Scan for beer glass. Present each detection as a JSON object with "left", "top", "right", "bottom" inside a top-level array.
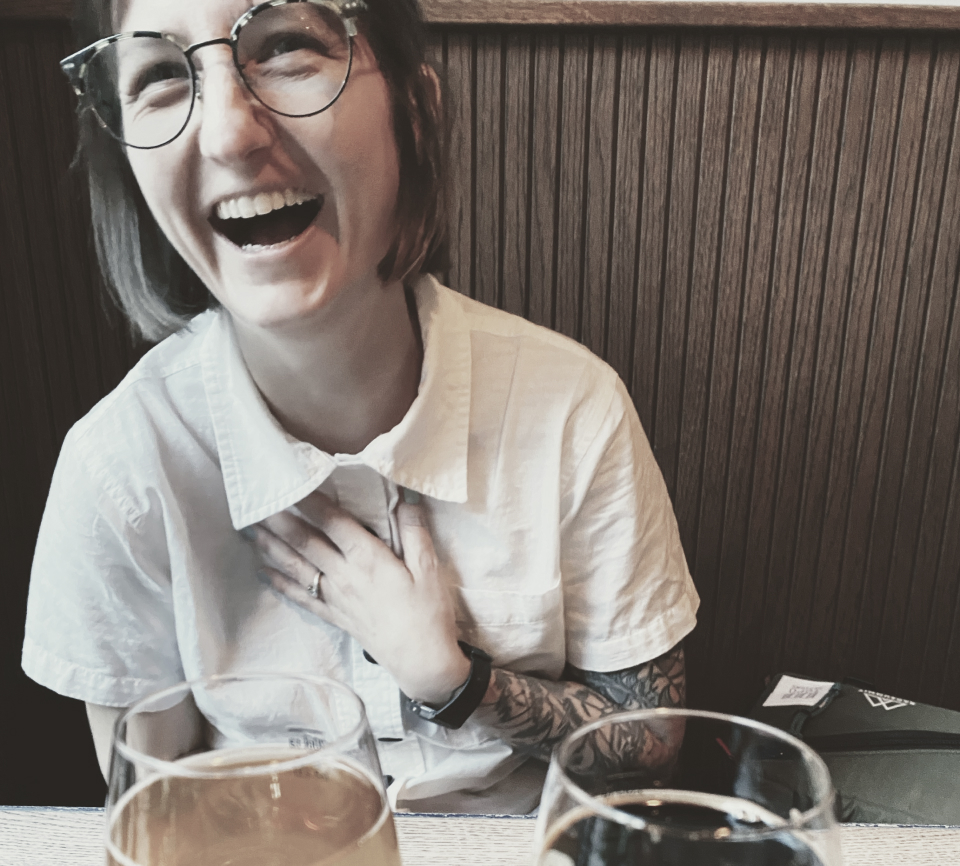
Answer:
[
  {"left": 534, "top": 708, "right": 841, "bottom": 866},
  {"left": 105, "top": 673, "right": 402, "bottom": 866}
]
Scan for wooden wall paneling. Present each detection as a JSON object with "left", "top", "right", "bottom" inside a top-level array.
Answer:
[
  {"left": 580, "top": 30, "right": 618, "bottom": 359},
  {"left": 761, "top": 37, "right": 852, "bottom": 673},
  {"left": 935, "top": 307, "right": 960, "bottom": 706},
  {"left": 501, "top": 30, "right": 533, "bottom": 319},
  {"left": 0, "top": 26, "right": 60, "bottom": 487},
  {"left": 771, "top": 38, "right": 852, "bottom": 679},
  {"left": 827, "top": 37, "right": 905, "bottom": 680},
  {"left": 693, "top": 35, "right": 764, "bottom": 706},
  {"left": 805, "top": 36, "right": 878, "bottom": 678},
  {"left": 915, "top": 56, "right": 960, "bottom": 703},
  {"left": 32, "top": 29, "right": 108, "bottom": 420},
  {"left": 880, "top": 39, "right": 960, "bottom": 696},
  {"left": 715, "top": 34, "right": 792, "bottom": 703},
  {"left": 1, "top": 23, "right": 109, "bottom": 806},
  {"left": 858, "top": 37, "right": 936, "bottom": 686},
  {"left": 527, "top": 30, "right": 560, "bottom": 329},
  {"left": 655, "top": 32, "right": 706, "bottom": 494},
  {"left": 849, "top": 36, "right": 928, "bottom": 685},
  {"left": 736, "top": 36, "right": 821, "bottom": 685},
  {"left": 475, "top": 31, "right": 502, "bottom": 308},
  {"left": 631, "top": 32, "right": 676, "bottom": 435},
  {"left": 605, "top": 32, "right": 648, "bottom": 387},
  {"left": 442, "top": 31, "right": 474, "bottom": 298},
  {"left": 554, "top": 30, "right": 589, "bottom": 342},
  {"left": 673, "top": 35, "right": 735, "bottom": 695},
  {"left": 14, "top": 29, "right": 86, "bottom": 443},
  {"left": 0, "top": 28, "right": 39, "bottom": 594}
]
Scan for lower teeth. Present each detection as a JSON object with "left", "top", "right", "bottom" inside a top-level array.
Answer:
[{"left": 241, "top": 243, "right": 276, "bottom": 252}]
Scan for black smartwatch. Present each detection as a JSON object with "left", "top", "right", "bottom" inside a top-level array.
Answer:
[{"left": 404, "top": 641, "right": 492, "bottom": 729}]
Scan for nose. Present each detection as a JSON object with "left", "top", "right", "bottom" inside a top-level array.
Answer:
[{"left": 194, "top": 54, "right": 273, "bottom": 165}]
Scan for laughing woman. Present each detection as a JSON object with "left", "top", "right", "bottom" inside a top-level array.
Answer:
[{"left": 23, "top": 0, "right": 698, "bottom": 813}]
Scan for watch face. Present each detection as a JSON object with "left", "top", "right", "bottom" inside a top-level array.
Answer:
[{"left": 409, "top": 700, "right": 437, "bottom": 721}]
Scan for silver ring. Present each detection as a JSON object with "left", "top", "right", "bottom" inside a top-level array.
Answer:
[{"left": 308, "top": 570, "right": 322, "bottom": 599}]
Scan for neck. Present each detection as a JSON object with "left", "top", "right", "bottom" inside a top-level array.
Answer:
[{"left": 232, "top": 280, "right": 422, "bottom": 456}]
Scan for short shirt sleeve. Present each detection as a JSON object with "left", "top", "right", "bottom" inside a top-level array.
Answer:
[
  {"left": 22, "top": 427, "right": 184, "bottom": 707},
  {"left": 559, "top": 376, "right": 699, "bottom": 672}
]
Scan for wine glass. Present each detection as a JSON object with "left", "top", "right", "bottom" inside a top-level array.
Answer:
[
  {"left": 105, "top": 673, "right": 402, "bottom": 866},
  {"left": 534, "top": 708, "right": 841, "bottom": 866}
]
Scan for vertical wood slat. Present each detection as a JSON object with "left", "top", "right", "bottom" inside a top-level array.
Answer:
[
  {"left": 4, "top": 25, "right": 960, "bottom": 773},
  {"left": 475, "top": 31, "right": 502, "bottom": 308},
  {"left": 555, "top": 32, "right": 590, "bottom": 342},
  {"left": 581, "top": 31, "right": 618, "bottom": 358},
  {"left": 673, "top": 34, "right": 734, "bottom": 658},
  {"left": 606, "top": 34, "right": 649, "bottom": 387},
  {"left": 805, "top": 35, "right": 878, "bottom": 677},
  {"left": 442, "top": 31, "right": 474, "bottom": 299},
  {"left": 502, "top": 31, "right": 532, "bottom": 319},
  {"left": 527, "top": 31, "right": 560, "bottom": 329}
]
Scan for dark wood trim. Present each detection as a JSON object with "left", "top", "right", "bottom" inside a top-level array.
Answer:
[
  {"left": 0, "top": 0, "right": 70, "bottom": 20},
  {"left": 2, "top": 0, "right": 960, "bottom": 29},
  {"left": 426, "top": 0, "right": 960, "bottom": 29}
]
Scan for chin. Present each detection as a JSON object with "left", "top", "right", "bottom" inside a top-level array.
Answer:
[{"left": 221, "top": 280, "right": 343, "bottom": 331}]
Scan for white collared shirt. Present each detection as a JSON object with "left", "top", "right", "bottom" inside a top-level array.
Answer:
[{"left": 23, "top": 276, "right": 698, "bottom": 813}]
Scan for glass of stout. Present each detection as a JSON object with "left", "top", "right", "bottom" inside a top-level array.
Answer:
[
  {"left": 105, "top": 673, "right": 402, "bottom": 866},
  {"left": 534, "top": 708, "right": 840, "bottom": 866}
]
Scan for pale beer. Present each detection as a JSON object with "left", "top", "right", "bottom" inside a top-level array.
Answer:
[{"left": 107, "top": 749, "right": 402, "bottom": 866}]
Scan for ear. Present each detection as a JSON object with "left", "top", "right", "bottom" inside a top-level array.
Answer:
[
  {"left": 409, "top": 63, "right": 442, "bottom": 155},
  {"left": 421, "top": 62, "right": 442, "bottom": 117}
]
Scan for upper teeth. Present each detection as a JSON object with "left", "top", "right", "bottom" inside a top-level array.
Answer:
[{"left": 216, "top": 189, "right": 316, "bottom": 221}]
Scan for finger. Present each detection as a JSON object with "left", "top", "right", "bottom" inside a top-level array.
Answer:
[
  {"left": 257, "top": 513, "right": 341, "bottom": 574},
  {"left": 295, "top": 490, "right": 384, "bottom": 559},
  {"left": 397, "top": 501, "right": 438, "bottom": 580},
  {"left": 259, "top": 566, "right": 344, "bottom": 630},
  {"left": 251, "top": 521, "right": 337, "bottom": 586}
]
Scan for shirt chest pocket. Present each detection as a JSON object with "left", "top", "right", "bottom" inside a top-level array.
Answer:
[{"left": 452, "top": 580, "right": 566, "bottom": 678}]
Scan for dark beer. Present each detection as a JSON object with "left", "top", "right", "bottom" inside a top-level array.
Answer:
[{"left": 540, "top": 790, "right": 825, "bottom": 866}]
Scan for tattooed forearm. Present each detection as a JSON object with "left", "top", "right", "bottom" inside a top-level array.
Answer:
[
  {"left": 475, "top": 670, "right": 612, "bottom": 762},
  {"left": 474, "top": 643, "right": 685, "bottom": 766},
  {"left": 566, "top": 642, "right": 685, "bottom": 710}
]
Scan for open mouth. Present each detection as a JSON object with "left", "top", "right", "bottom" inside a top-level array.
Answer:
[{"left": 210, "top": 189, "right": 323, "bottom": 251}]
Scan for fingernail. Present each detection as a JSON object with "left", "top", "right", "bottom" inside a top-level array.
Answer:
[
  {"left": 402, "top": 488, "right": 421, "bottom": 505},
  {"left": 256, "top": 568, "right": 270, "bottom": 584},
  {"left": 240, "top": 526, "right": 256, "bottom": 542}
]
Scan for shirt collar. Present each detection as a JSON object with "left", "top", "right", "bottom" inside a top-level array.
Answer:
[{"left": 201, "top": 275, "right": 471, "bottom": 530}]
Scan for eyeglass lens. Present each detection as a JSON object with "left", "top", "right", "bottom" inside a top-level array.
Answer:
[{"left": 85, "top": 3, "right": 352, "bottom": 149}]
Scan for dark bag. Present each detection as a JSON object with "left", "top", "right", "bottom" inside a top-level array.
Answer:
[{"left": 749, "top": 673, "right": 960, "bottom": 824}]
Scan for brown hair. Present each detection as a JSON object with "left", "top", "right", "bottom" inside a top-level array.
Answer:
[{"left": 72, "top": 0, "right": 448, "bottom": 341}]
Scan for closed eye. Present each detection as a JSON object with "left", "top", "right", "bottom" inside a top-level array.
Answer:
[{"left": 126, "top": 60, "right": 190, "bottom": 101}]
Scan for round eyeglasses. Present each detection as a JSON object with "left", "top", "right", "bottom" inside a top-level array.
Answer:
[{"left": 60, "top": 0, "right": 367, "bottom": 150}]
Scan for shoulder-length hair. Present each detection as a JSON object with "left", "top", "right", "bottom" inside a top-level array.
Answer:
[{"left": 72, "top": 0, "right": 448, "bottom": 341}]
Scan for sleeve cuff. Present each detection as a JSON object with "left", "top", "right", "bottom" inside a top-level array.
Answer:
[
  {"left": 565, "top": 581, "right": 699, "bottom": 673},
  {"left": 21, "top": 638, "right": 183, "bottom": 708}
]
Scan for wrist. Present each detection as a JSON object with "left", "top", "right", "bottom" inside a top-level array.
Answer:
[
  {"left": 405, "top": 642, "right": 493, "bottom": 729},
  {"left": 407, "top": 650, "right": 471, "bottom": 706}
]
